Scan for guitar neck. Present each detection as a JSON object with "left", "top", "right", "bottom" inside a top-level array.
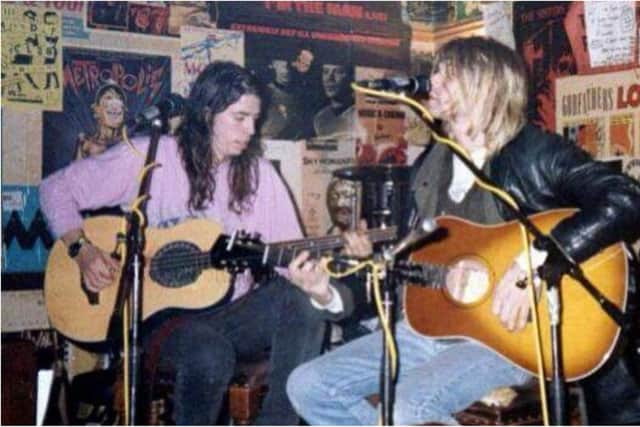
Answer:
[
  {"left": 397, "top": 260, "right": 448, "bottom": 288},
  {"left": 263, "top": 226, "right": 398, "bottom": 267}
]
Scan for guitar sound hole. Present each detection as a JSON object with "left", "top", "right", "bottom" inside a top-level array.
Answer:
[
  {"left": 150, "top": 241, "right": 203, "bottom": 288},
  {"left": 444, "top": 258, "right": 490, "bottom": 305}
]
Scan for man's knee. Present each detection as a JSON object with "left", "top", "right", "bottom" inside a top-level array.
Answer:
[
  {"left": 161, "top": 322, "right": 236, "bottom": 377},
  {"left": 287, "top": 360, "right": 326, "bottom": 407}
]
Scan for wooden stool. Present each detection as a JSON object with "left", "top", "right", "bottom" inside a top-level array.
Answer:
[
  {"left": 453, "top": 382, "right": 543, "bottom": 425},
  {"left": 453, "top": 381, "right": 584, "bottom": 426},
  {"left": 367, "top": 379, "right": 583, "bottom": 425},
  {"left": 228, "top": 358, "right": 270, "bottom": 425}
]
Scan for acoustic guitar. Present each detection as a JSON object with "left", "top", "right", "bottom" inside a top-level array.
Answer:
[
  {"left": 403, "top": 209, "right": 628, "bottom": 381},
  {"left": 44, "top": 216, "right": 397, "bottom": 343}
]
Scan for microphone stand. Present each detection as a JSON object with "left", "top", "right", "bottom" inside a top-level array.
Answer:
[
  {"left": 105, "top": 118, "right": 163, "bottom": 425},
  {"left": 377, "top": 173, "right": 399, "bottom": 425},
  {"left": 442, "top": 139, "right": 625, "bottom": 425}
]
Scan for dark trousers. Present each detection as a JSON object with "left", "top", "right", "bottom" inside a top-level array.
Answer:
[{"left": 152, "top": 276, "right": 327, "bottom": 425}]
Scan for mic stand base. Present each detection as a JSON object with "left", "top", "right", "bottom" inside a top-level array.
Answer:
[{"left": 378, "top": 264, "right": 398, "bottom": 425}]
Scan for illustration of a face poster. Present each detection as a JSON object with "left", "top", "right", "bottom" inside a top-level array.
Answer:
[{"left": 42, "top": 47, "right": 171, "bottom": 177}]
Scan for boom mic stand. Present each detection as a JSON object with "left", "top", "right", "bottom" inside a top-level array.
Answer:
[
  {"left": 376, "top": 172, "right": 399, "bottom": 425},
  {"left": 441, "top": 138, "right": 625, "bottom": 425},
  {"left": 105, "top": 118, "right": 163, "bottom": 425},
  {"left": 333, "top": 165, "right": 414, "bottom": 424}
]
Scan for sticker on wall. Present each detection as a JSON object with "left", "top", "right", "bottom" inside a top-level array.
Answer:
[{"left": 2, "top": 185, "right": 54, "bottom": 273}]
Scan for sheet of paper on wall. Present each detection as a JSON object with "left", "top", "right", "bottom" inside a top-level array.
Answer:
[
  {"left": 585, "top": 1, "right": 637, "bottom": 68},
  {"left": 480, "top": 2, "right": 515, "bottom": 49},
  {"left": 178, "top": 27, "right": 244, "bottom": 97},
  {"left": 2, "top": 290, "right": 51, "bottom": 332},
  {"left": 263, "top": 139, "right": 305, "bottom": 208}
]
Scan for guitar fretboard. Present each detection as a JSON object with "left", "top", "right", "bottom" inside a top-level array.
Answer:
[{"left": 263, "top": 226, "right": 398, "bottom": 267}]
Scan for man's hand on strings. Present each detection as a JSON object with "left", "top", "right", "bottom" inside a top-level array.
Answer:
[{"left": 288, "top": 251, "right": 332, "bottom": 305}]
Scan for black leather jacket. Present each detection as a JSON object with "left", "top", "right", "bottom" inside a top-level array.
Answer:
[{"left": 489, "top": 124, "right": 640, "bottom": 263}]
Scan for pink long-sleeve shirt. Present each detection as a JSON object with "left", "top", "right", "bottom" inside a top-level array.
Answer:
[{"left": 40, "top": 136, "right": 303, "bottom": 300}]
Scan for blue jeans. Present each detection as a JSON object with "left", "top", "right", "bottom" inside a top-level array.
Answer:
[
  {"left": 287, "top": 319, "right": 530, "bottom": 425},
  {"left": 151, "top": 276, "right": 326, "bottom": 425}
]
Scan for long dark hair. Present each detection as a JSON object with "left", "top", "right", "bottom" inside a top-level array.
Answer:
[{"left": 177, "top": 61, "right": 263, "bottom": 213}]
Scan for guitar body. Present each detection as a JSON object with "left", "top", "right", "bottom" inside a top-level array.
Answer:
[
  {"left": 45, "top": 216, "right": 232, "bottom": 343},
  {"left": 404, "top": 209, "right": 628, "bottom": 381}
]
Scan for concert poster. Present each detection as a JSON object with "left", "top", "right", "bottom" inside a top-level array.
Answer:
[
  {"left": 41, "top": 47, "right": 171, "bottom": 177},
  {"left": 300, "top": 137, "right": 357, "bottom": 237},
  {"left": 513, "top": 2, "right": 577, "bottom": 132},
  {"left": 1, "top": 4, "right": 63, "bottom": 111},
  {"left": 555, "top": 68, "right": 640, "bottom": 160},
  {"left": 354, "top": 66, "right": 409, "bottom": 166},
  {"left": 218, "top": 2, "right": 410, "bottom": 142},
  {"left": 244, "top": 33, "right": 334, "bottom": 141}
]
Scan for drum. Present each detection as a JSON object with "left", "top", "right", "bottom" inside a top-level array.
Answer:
[{"left": 334, "top": 165, "right": 411, "bottom": 230}]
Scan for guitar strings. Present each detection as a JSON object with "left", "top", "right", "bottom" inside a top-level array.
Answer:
[{"left": 146, "top": 227, "right": 398, "bottom": 271}]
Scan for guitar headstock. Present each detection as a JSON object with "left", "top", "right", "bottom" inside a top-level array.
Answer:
[{"left": 209, "top": 230, "right": 270, "bottom": 274}]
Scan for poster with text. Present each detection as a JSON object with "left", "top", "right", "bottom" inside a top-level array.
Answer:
[
  {"left": 354, "top": 66, "right": 408, "bottom": 165},
  {"left": 42, "top": 47, "right": 171, "bottom": 177},
  {"left": 1, "top": 4, "right": 63, "bottom": 111},
  {"left": 301, "top": 137, "right": 357, "bottom": 237},
  {"left": 556, "top": 69, "right": 640, "bottom": 160}
]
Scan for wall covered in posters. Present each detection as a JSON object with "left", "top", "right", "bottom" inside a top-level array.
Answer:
[
  {"left": 2, "top": 1, "right": 638, "bottom": 297},
  {"left": 1, "top": 1, "right": 412, "bottom": 290},
  {"left": 513, "top": 1, "right": 640, "bottom": 132}
]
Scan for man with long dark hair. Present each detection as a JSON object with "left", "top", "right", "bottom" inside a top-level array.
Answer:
[{"left": 40, "top": 61, "right": 347, "bottom": 424}]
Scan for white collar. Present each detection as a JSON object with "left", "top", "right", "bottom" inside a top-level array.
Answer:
[{"left": 448, "top": 147, "right": 488, "bottom": 203}]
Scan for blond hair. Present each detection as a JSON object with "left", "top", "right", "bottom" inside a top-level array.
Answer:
[{"left": 433, "top": 36, "right": 528, "bottom": 154}]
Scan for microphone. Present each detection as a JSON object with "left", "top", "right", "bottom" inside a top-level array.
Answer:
[
  {"left": 356, "top": 75, "right": 430, "bottom": 95},
  {"left": 383, "top": 217, "right": 438, "bottom": 261},
  {"left": 135, "top": 93, "right": 186, "bottom": 125}
]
